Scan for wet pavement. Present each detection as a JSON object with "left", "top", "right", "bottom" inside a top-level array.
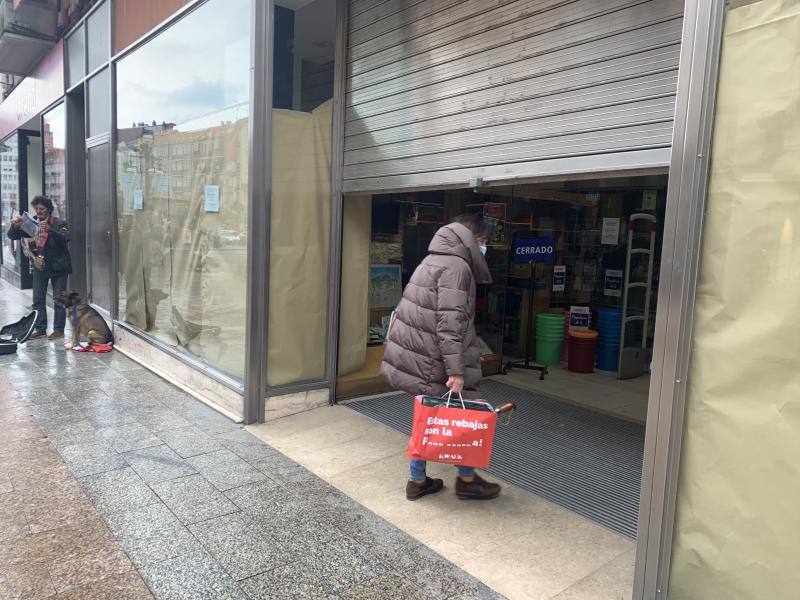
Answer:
[{"left": 0, "top": 280, "right": 501, "bottom": 599}]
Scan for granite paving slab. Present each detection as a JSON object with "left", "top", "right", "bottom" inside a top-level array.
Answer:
[
  {"left": 186, "top": 449, "right": 267, "bottom": 491},
  {"left": 213, "top": 429, "right": 279, "bottom": 463},
  {"left": 187, "top": 512, "right": 285, "bottom": 581},
  {"left": 97, "top": 422, "right": 163, "bottom": 454},
  {"left": 151, "top": 474, "right": 239, "bottom": 525},
  {"left": 138, "top": 546, "right": 247, "bottom": 600},
  {"left": 156, "top": 426, "right": 223, "bottom": 459},
  {"left": 238, "top": 562, "right": 332, "bottom": 600},
  {"left": 123, "top": 445, "right": 197, "bottom": 484},
  {"left": 78, "top": 467, "right": 160, "bottom": 516},
  {"left": 43, "top": 419, "right": 105, "bottom": 448},
  {"left": 104, "top": 502, "right": 203, "bottom": 567},
  {"left": 59, "top": 441, "right": 128, "bottom": 477}
]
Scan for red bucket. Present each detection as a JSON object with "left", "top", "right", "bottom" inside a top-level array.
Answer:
[
  {"left": 568, "top": 330, "right": 598, "bottom": 374},
  {"left": 563, "top": 308, "right": 593, "bottom": 363}
]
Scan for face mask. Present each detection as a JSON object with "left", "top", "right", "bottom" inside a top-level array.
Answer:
[{"left": 479, "top": 245, "right": 487, "bottom": 256}]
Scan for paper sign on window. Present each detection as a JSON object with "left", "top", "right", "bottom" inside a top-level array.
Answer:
[
  {"left": 601, "top": 218, "right": 620, "bottom": 245},
  {"left": 204, "top": 185, "right": 220, "bottom": 213},
  {"left": 604, "top": 269, "right": 624, "bottom": 297},
  {"left": 642, "top": 190, "right": 657, "bottom": 210},
  {"left": 570, "top": 306, "right": 590, "bottom": 329},
  {"left": 553, "top": 265, "right": 566, "bottom": 292}
]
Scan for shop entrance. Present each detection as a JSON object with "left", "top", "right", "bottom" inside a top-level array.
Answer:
[
  {"left": 336, "top": 174, "right": 667, "bottom": 537},
  {"left": 0, "top": 126, "right": 42, "bottom": 289}
]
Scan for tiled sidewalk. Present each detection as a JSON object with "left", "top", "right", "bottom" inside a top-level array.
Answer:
[{"left": 0, "top": 286, "right": 501, "bottom": 598}]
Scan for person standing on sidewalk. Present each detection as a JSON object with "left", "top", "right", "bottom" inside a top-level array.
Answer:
[
  {"left": 381, "top": 213, "right": 503, "bottom": 501},
  {"left": 7, "top": 195, "right": 72, "bottom": 340}
]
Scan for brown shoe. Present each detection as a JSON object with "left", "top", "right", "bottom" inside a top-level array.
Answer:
[
  {"left": 29, "top": 330, "right": 47, "bottom": 340},
  {"left": 48, "top": 331, "right": 64, "bottom": 340},
  {"left": 455, "top": 473, "right": 501, "bottom": 500},
  {"left": 406, "top": 477, "right": 444, "bottom": 501}
]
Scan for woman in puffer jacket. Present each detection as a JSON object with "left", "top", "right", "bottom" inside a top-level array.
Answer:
[{"left": 380, "top": 213, "right": 503, "bottom": 501}]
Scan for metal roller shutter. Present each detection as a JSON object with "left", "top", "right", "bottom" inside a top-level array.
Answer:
[{"left": 343, "top": 0, "right": 684, "bottom": 192}]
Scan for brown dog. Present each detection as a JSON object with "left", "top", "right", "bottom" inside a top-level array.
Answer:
[{"left": 56, "top": 291, "right": 113, "bottom": 349}]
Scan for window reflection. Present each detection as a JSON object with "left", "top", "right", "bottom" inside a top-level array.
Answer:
[
  {"left": 0, "top": 134, "right": 20, "bottom": 273},
  {"left": 43, "top": 104, "right": 67, "bottom": 219},
  {"left": 267, "top": 0, "right": 336, "bottom": 386},
  {"left": 67, "top": 25, "right": 85, "bottom": 87},
  {"left": 115, "top": 0, "right": 250, "bottom": 379}
]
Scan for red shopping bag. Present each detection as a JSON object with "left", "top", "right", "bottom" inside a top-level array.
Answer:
[{"left": 406, "top": 394, "right": 497, "bottom": 468}]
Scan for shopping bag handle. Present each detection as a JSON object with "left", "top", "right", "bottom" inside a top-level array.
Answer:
[{"left": 443, "top": 390, "right": 466, "bottom": 409}]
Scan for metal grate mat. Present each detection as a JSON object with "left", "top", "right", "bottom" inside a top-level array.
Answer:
[{"left": 344, "top": 379, "right": 645, "bottom": 539}]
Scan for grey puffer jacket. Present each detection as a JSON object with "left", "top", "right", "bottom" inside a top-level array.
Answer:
[{"left": 380, "top": 223, "right": 492, "bottom": 397}]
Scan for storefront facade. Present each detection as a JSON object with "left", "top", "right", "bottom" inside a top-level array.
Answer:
[
  {"left": 0, "top": 40, "right": 65, "bottom": 289},
  {"left": 1, "top": 0, "right": 797, "bottom": 597}
]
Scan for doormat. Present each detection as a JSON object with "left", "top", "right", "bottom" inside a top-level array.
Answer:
[{"left": 344, "top": 379, "right": 645, "bottom": 539}]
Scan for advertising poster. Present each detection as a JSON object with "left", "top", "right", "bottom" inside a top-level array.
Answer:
[
  {"left": 133, "top": 189, "right": 143, "bottom": 211},
  {"left": 369, "top": 264, "right": 402, "bottom": 309}
]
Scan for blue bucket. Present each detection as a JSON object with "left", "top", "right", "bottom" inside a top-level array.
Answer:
[{"left": 596, "top": 343, "right": 620, "bottom": 372}]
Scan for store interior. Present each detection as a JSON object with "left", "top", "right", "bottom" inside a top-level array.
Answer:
[{"left": 337, "top": 175, "right": 668, "bottom": 425}]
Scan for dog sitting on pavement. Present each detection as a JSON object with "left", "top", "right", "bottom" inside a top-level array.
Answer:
[{"left": 56, "top": 291, "right": 114, "bottom": 350}]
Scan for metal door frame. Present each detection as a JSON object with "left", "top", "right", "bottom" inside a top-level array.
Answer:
[
  {"left": 84, "top": 134, "right": 113, "bottom": 317},
  {"left": 632, "top": 0, "right": 725, "bottom": 597}
]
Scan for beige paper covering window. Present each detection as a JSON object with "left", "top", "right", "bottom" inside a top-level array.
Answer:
[
  {"left": 266, "top": 101, "right": 333, "bottom": 386},
  {"left": 338, "top": 196, "right": 372, "bottom": 376},
  {"left": 118, "top": 119, "right": 249, "bottom": 380},
  {"left": 669, "top": 1, "right": 800, "bottom": 597}
]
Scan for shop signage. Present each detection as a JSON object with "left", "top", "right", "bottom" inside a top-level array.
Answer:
[
  {"left": 570, "top": 306, "right": 590, "bottom": 329},
  {"left": 553, "top": 265, "right": 566, "bottom": 292},
  {"left": 604, "top": 269, "right": 624, "bottom": 297},
  {"left": 513, "top": 235, "right": 555, "bottom": 263},
  {"left": 0, "top": 41, "right": 64, "bottom": 141}
]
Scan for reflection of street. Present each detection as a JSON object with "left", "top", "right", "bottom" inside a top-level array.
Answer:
[
  {"left": 115, "top": 109, "right": 249, "bottom": 380},
  {"left": 120, "top": 244, "right": 247, "bottom": 379}
]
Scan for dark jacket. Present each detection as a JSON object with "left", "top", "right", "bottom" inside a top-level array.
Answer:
[
  {"left": 380, "top": 223, "right": 492, "bottom": 397},
  {"left": 7, "top": 217, "right": 72, "bottom": 276}
]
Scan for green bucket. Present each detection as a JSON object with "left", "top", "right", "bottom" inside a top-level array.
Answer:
[
  {"left": 535, "top": 314, "right": 564, "bottom": 365},
  {"left": 536, "top": 337, "right": 563, "bottom": 366}
]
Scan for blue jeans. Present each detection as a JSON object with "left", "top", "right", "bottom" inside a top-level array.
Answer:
[
  {"left": 32, "top": 271, "right": 67, "bottom": 332},
  {"left": 410, "top": 459, "right": 474, "bottom": 481}
]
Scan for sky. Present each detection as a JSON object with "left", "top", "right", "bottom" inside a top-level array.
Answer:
[{"left": 115, "top": 0, "right": 251, "bottom": 131}]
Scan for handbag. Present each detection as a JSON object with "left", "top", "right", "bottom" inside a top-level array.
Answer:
[{"left": 406, "top": 392, "right": 515, "bottom": 469}]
